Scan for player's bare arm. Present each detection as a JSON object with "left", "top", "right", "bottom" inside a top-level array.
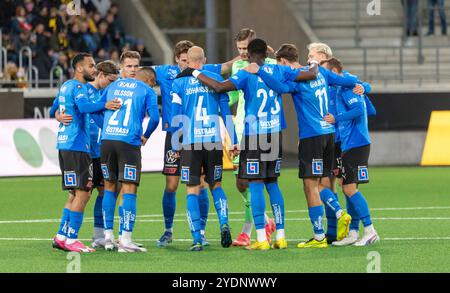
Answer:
[
  {"left": 195, "top": 72, "right": 237, "bottom": 93},
  {"left": 55, "top": 109, "right": 73, "bottom": 126},
  {"left": 220, "top": 55, "right": 241, "bottom": 75}
]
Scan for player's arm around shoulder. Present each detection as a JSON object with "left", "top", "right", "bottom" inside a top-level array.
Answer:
[{"left": 195, "top": 69, "right": 237, "bottom": 93}]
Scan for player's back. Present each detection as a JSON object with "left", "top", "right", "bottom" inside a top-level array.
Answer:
[
  {"left": 56, "top": 79, "right": 90, "bottom": 153},
  {"left": 336, "top": 87, "right": 371, "bottom": 152},
  {"left": 101, "top": 78, "right": 157, "bottom": 146},
  {"left": 172, "top": 70, "right": 225, "bottom": 145},
  {"left": 290, "top": 66, "right": 335, "bottom": 139},
  {"left": 230, "top": 63, "right": 287, "bottom": 136},
  {"left": 154, "top": 64, "right": 222, "bottom": 131}
]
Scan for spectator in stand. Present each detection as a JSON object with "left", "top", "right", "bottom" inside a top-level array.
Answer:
[
  {"left": 109, "top": 48, "right": 120, "bottom": 64},
  {"left": 48, "top": 6, "right": 64, "bottom": 34},
  {"left": 81, "top": 0, "right": 98, "bottom": 14},
  {"left": 24, "top": 0, "right": 37, "bottom": 24},
  {"left": 136, "top": 40, "right": 151, "bottom": 59},
  {"left": 92, "top": 11, "right": 103, "bottom": 26},
  {"left": 55, "top": 52, "right": 71, "bottom": 81},
  {"left": 96, "top": 21, "right": 112, "bottom": 51},
  {"left": 80, "top": 21, "right": 98, "bottom": 53},
  {"left": 1, "top": 0, "right": 17, "bottom": 32},
  {"left": 11, "top": 6, "right": 33, "bottom": 35},
  {"left": 427, "top": 0, "right": 448, "bottom": 35},
  {"left": 402, "top": 0, "right": 419, "bottom": 36},
  {"left": 68, "top": 23, "right": 88, "bottom": 53},
  {"left": 33, "top": 6, "right": 50, "bottom": 29}
]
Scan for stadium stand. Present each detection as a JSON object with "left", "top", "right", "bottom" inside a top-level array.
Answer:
[
  {"left": 288, "top": 0, "right": 450, "bottom": 87},
  {"left": 0, "top": 0, "right": 152, "bottom": 88}
]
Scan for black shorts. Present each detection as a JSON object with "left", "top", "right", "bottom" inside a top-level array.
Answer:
[
  {"left": 100, "top": 140, "right": 142, "bottom": 185},
  {"left": 333, "top": 141, "right": 343, "bottom": 178},
  {"left": 238, "top": 133, "right": 282, "bottom": 180},
  {"left": 298, "top": 133, "right": 335, "bottom": 178},
  {"left": 92, "top": 158, "right": 104, "bottom": 187},
  {"left": 180, "top": 142, "right": 223, "bottom": 186},
  {"left": 162, "top": 132, "right": 181, "bottom": 176},
  {"left": 58, "top": 150, "right": 93, "bottom": 191},
  {"left": 341, "top": 144, "right": 370, "bottom": 185}
]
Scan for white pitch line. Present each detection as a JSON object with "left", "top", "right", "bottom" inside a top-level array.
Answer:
[
  {"left": 1, "top": 206, "right": 450, "bottom": 224},
  {"left": 1, "top": 237, "right": 450, "bottom": 242},
  {"left": 2, "top": 216, "right": 450, "bottom": 225}
]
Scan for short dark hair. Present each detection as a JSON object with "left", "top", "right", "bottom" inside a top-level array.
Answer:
[
  {"left": 234, "top": 28, "right": 256, "bottom": 42},
  {"left": 247, "top": 38, "right": 267, "bottom": 56},
  {"left": 96, "top": 60, "right": 119, "bottom": 75},
  {"left": 71, "top": 53, "right": 92, "bottom": 70},
  {"left": 174, "top": 40, "right": 194, "bottom": 59},
  {"left": 321, "top": 57, "right": 343, "bottom": 73},
  {"left": 275, "top": 44, "right": 299, "bottom": 62},
  {"left": 120, "top": 50, "right": 141, "bottom": 64}
]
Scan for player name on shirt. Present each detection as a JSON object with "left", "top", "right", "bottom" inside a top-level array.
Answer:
[
  {"left": 194, "top": 127, "right": 217, "bottom": 138},
  {"left": 113, "top": 89, "right": 134, "bottom": 97}
]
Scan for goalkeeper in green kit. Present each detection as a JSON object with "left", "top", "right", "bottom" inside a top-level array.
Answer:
[{"left": 229, "top": 28, "right": 277, "bottom": 246}]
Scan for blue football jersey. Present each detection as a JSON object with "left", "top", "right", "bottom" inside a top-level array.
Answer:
[
  {"left": 336, "top": 88, "right": 371, "bottom": 152},
  {"left": 171, "top": 70, "right": 228, "bottom": 145},
  {"left": 86, "top": 83, "right": 102, "bottom": 159},
  {"left": 101, "top": 78, "right": 158, "bottom": 146},
  {"left": 328, "top": 72, "right": 374, "bottom": 143},
  {"left": 56, "top": 80, "right": 90, "bottom": 153},
  {"left": 153, "top": 63, "right": 222, "bottom": 132},
  {"left": 230, "top": 64, "right": 298, "bottom": 135},
  {"left": 289, "top": 66, "right": 357, "bottom": 139}
]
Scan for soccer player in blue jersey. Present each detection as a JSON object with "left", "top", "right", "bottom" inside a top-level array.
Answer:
[
  {"left": 154, "top": 40, "right": 237, "bottom": 247},
  {"left": 322, "top": 58, "right": 379, "bottom": 246},
  {"left": 170, "top": 46, "right": 239, "bottom": 251},
  {"left": 51, "top": 61, "right": 120, "bottom": 249},
  {"left": 85, "top": 61, "right": 120, "bottom": 248},
  {"left": 306, "top": 43, "right": 375, "bottom": 243},
  {"left": 51, "top": 53, "right": 121, "bottom": 253},
  {"left": 250, "top": 44, "right": 361, "bottom": 248},
  {"left": 192, "top": 38, "right": 319, "bottom": 250},
  {"left": 100, "top": 65, "right": 160, "bottom": 253},
  {"left": 229, "top": 28, "right": 277, "bottom": 247}
]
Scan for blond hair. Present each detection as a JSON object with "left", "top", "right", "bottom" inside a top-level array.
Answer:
[{"left": 307, "top": 42, "right": 333, "bottom": 58}]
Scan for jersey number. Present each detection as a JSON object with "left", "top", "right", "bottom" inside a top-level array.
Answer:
[
  {"left": 195, "top": 95, "right": 210, "bottom": 123},
  {"left": 257, "top": 89, "right": 280, "bottom": 118},
  {"left": 315, "top": 88, "right": 328, "bottom": 117},
  {"left": 108, "top": 98, "right": 133, "bottom": 127}
]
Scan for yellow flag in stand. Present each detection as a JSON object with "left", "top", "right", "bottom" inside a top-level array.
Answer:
[
  {"left": 219, "top": 116, "right": 235, "bottom": 170},
  {"left": 421, "top": 111, "right": 450, "bottom": 166}
]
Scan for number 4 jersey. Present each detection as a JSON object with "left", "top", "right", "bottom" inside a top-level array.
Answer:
[
  {"left": 101, "top": 78, "right": 159, "bottom": 146},
  {"left": 171, "top": 70, "right": 237, "bottom": 146}
]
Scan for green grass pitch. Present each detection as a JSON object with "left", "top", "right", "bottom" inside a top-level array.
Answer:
[{"left": 0, "top": 167, "right": 449, "bottom": 273}]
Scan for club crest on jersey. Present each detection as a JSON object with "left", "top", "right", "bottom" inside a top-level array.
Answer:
[
  {"left": 275, "top": 160, "right": 281, "bottom": 174},
  {"left": 64, "top": 171, "right": 77, "bottom": 187},
  {"left": 168, "top": 69, "right": 178, "bottom": 79},
  {"left": 214, "top": 165, "right": 223, "bottom": 180},
  {"left": 358, "top": 166, "right": 369, "bottom": 181},
  {"left": 312, "top": 159, "right": 323, "bottom": 175},
  {"left": 181, "top": 167, "right": 190, "bottom": 182},
  {"left": 124, "top": 165, "right": 137, "bottom": 181},
  {"left": 101, "top": 164, "right": 109, "bottom": 179},
  {"left": 247, "top": 162, "right": 259, "bottom": 175},
  {"left": 189, "top": 77, "right": 199, "bottom": 85}
]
